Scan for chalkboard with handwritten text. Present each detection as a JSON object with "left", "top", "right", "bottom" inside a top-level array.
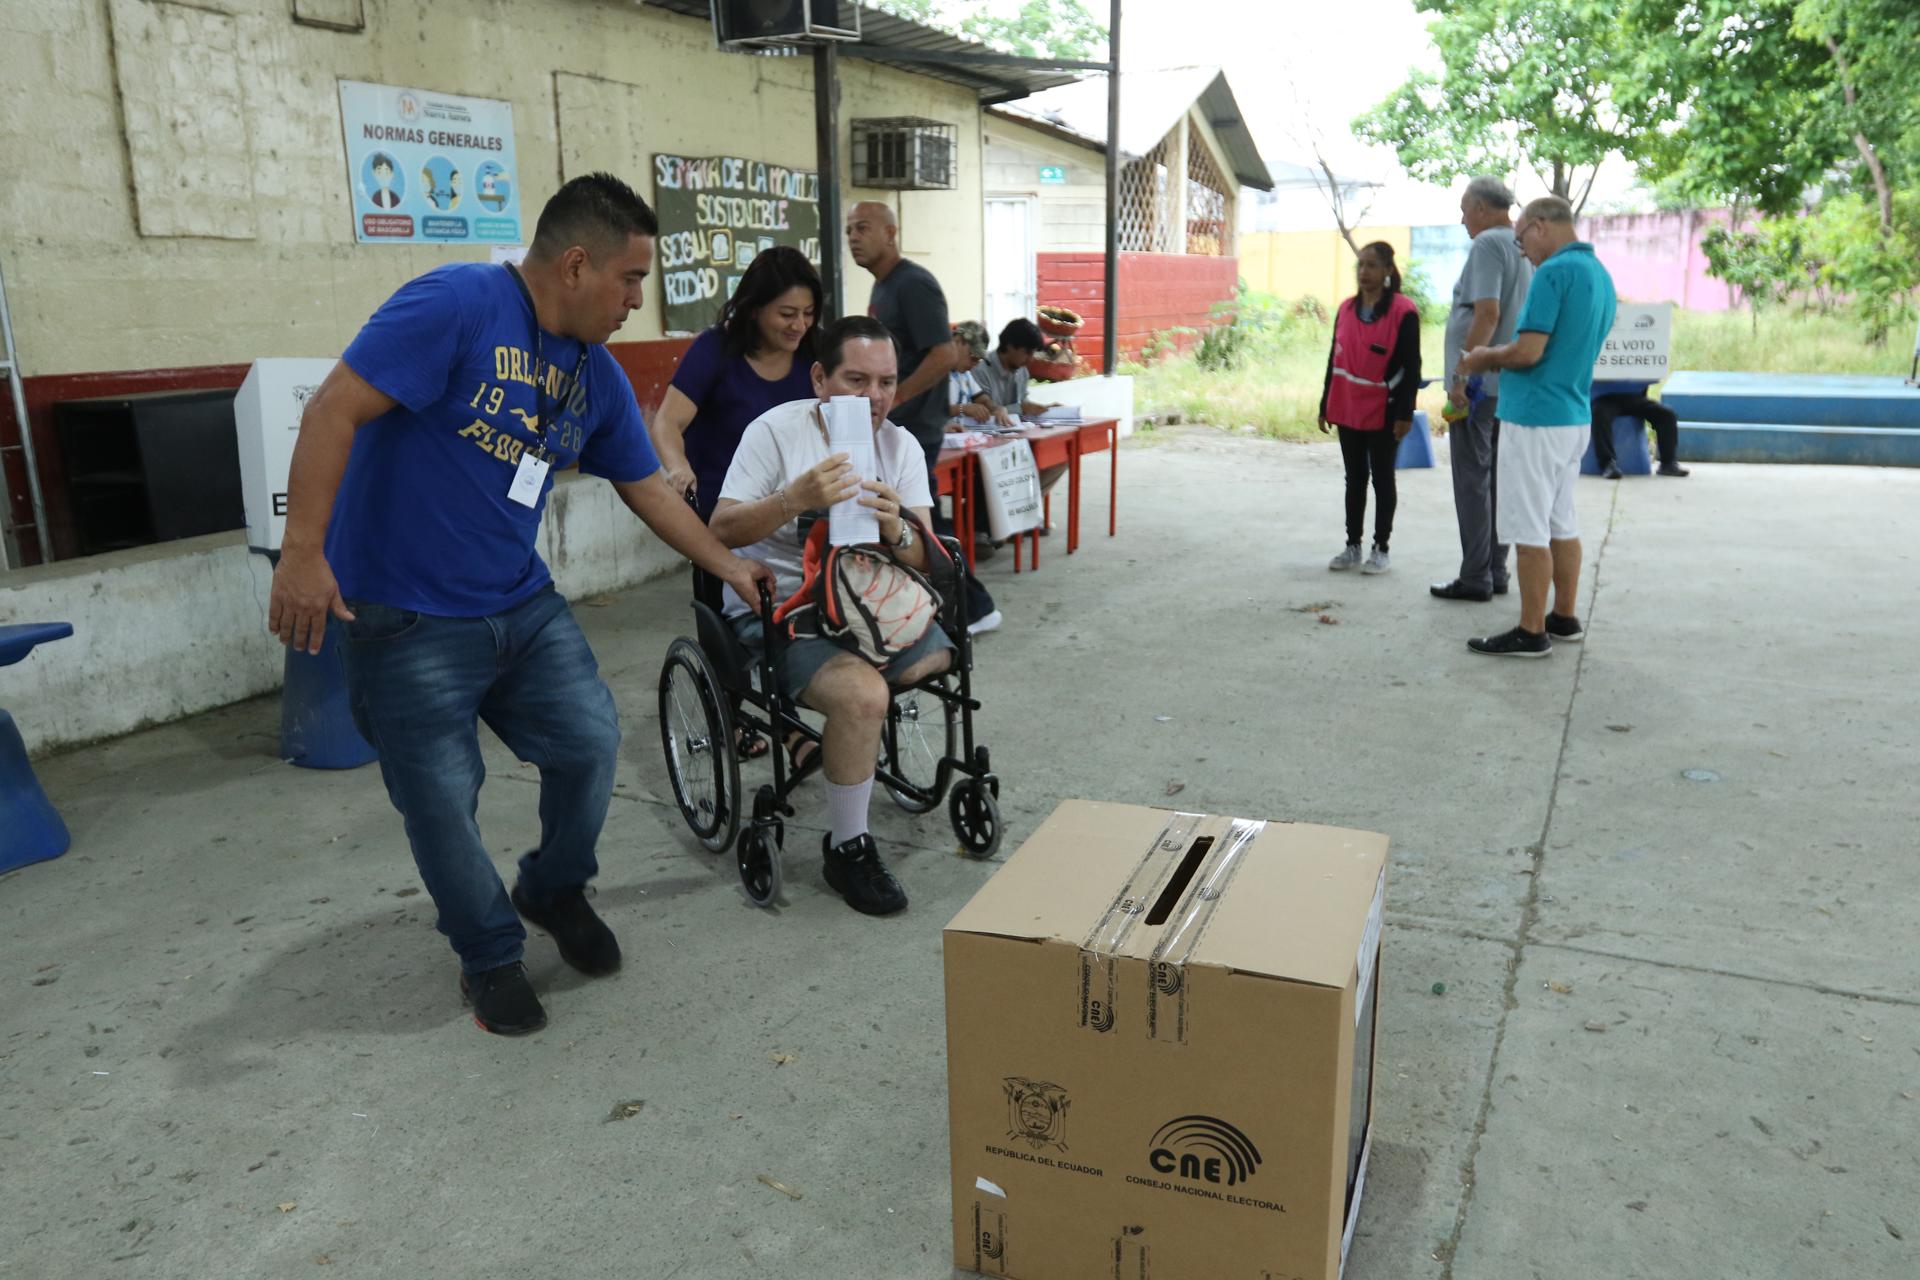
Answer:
[{"left": 652, "top": 153, "right": 821, "bottom": 336}]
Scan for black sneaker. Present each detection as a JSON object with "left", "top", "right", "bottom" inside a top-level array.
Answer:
[
  {"left": 1601, "top": 463, "right": 1624, "bottom": 480},
  {"left": 1493, "top": 580, "right": 1510, "bottom": 596},
  {"left": 1544, "top": 612, "right": 1584, "bottom": 642},
  {"left": 1468, "top": 626, "right": 1552, "bottom": 658},
  {"left": 1430, "top": 579, "right": 1493, "bottom": 602},
  {"left": 511, "top": 885, "right": 621, "bottom": 976},
  {"left": 821, "top": 833, "right": 908, "bottom": 916},
  {"left": 459, "top": 962, "right": 547, "bottom": 1036},
  {"left": 1657, "top": 463, "right": 1690, "bottom": 477}
]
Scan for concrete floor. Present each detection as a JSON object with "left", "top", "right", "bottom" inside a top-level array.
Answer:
[{"left": 2, "top": 429, "right": 1915, "bottom": 1279}]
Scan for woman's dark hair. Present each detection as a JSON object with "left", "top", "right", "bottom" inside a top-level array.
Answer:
[
  {"left": 997, "top": 317, "right": 1044, "bottom": 353},
  {"left": 816, "top": 316, "right": 897, "bottom": 374},
  {"left": 717, "top": 246, "right": 823, "bottom": 358},
  {"left": 1357, "top": 241, "right": 1403, "bottom": 296}
]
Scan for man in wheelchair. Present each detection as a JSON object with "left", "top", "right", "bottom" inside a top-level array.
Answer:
[{"left": 709, "top": 316, "right": 950, "bottom": 915}]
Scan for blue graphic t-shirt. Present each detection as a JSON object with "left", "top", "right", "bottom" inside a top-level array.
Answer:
[{"left": 327, "top": 263, "right": 659, "bottom": 616}]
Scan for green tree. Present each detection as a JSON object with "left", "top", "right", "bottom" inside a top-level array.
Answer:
[
  {"left": 1352, "top": 0, "right": 1678, "bottom": 214},
  {"left": 866, "top": 0, "right": 1108, "bottom": 62}
]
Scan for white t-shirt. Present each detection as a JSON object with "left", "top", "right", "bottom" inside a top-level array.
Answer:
[{"left": 716, "top": 397, "right": 933, "bottom": 617}]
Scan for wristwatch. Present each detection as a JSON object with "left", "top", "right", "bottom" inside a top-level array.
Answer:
[{"left": 891, "top": 520, "right": 914, "bottom": 550}]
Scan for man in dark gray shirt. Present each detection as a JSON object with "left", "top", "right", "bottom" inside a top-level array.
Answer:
[
  {"left": 851, "top": 201, "right": 957, "bottom": 480},
  {"left": 849, "top": 201, "right": 1000, "bottom": 632},
  {"left": 1433, "top": 176, "right": 1533, "bottom": 603}
]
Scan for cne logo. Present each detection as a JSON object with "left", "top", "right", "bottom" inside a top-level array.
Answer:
[
  {"left": 980, "top": 1229, "right": 1004, "bottom": 1261},
  {"left": 1148, "top": 1115, "right": 1262, "bottom": 1186},
  {"left": 1151, "top": 962, "right": 1183, "bottom": 996}
]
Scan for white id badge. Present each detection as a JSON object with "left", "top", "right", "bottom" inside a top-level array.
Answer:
[{"left": 507, "top": 451, "right": 551, "bottom": 507}]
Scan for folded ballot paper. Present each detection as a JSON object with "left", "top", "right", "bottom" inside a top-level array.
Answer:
[{"left": 824, "top": 395, "right": 880, "bottom": 546}]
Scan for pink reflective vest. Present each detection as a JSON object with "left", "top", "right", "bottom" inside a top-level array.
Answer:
[{"left": 1325, "top": 292, "right": 1417, "bottom": 431}]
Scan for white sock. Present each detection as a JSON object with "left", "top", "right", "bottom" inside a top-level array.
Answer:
[{"left": 826, "top": 775, "right": 875, "bottom": 848}]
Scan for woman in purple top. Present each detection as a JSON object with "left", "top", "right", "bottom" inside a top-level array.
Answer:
[{"left": 650, "top": 247, "right": 822, "bottom": 521}]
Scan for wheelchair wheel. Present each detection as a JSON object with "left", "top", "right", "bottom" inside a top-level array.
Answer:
[
  {"left": 737, "top": 822, "right": 783, "bottom": 908},
  {"left": 948, "top": 778, "right": 1002, "bottom": 860},
  {"left": 882, "top": 678, "right": 958, "bottom": 814},
  {"left": 658, "top": 637, "right": 740, "bottom": 854}
]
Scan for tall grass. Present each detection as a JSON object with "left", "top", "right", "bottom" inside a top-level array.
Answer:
[{"left": 1126, "top": 302, "right": 1917, "bottom": 442}]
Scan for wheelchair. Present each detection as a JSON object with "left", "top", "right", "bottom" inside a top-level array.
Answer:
[{"left": 656, "top": 521, "right": 1002, "bottom": 907}]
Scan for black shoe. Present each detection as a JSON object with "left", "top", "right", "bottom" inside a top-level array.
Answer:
[
  {"left": 459, "top": 962, "right": 547, "bottom": 1036},
  {"left": 1544, "top": 612, "right": 1584, "bottom": 643},
  {"left": 1492, "top": 580, "right": 1510, "bottom": 596},
  {"left": 1468, "top": 626, "right": 1552, "bottom": 658},
  {"left": 1657, "top": 463, "right": 1690, "bottom": 477},
  {"left": 511, "top": 885, "right": 621, "bottom": 976},
  {"left": 821, "top": 833, "right": 908, "bottom": 916},
  {"left": 1601, "top": 463, "right": 1623, "bottom": 480},
  {"left": 1430, "top": 579, "right": 1493, "bottom": 602}
]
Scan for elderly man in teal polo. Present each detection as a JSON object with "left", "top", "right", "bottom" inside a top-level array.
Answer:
[{"left": 1458, "top": 195, "right": 1616, "bottom": 658}]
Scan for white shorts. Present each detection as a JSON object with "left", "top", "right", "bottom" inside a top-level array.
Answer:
[{"left": 1496, "top": 424, "right": 1587, "bottom": 546}]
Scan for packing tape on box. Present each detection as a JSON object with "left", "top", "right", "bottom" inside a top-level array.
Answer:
[
  {"left": 1077, "top": 813, "right": 1206, "bottom": 1036},
  {"left": 1145, "top": 819, "right": 1265, "bottom": 1044}
]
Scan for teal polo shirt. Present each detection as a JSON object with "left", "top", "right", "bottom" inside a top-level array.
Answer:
[{"left": 1500, "top": 241, "right": 1616, "bottom": 427}]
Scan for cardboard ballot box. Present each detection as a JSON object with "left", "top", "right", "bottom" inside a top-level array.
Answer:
[{"left": 944, "top": 801, "right": 1388, "bottom": 1280}]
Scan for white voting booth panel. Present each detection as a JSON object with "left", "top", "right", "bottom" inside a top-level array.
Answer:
[
  {"left": 977, "top": 439, "right": 1042, "bottom": 542},
  {"left": 235, "top": 358, "right": 338, "bottom": 553},
  {"left": 1592, "top": 303, "right": 1673, "bottom": 381}
]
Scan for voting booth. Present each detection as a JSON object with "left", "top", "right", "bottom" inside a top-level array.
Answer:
[{"left": 234, "top": 358, "right": 339, "bottom": 554}]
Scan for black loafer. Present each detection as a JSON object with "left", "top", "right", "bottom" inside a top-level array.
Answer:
[{"left": 1430, "top": 579, "right": 1493, "bottom": 602}]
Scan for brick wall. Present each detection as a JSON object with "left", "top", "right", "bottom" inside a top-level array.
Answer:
[{"left": 1036, "top": 253, "right": 1239, "bottom": 372}]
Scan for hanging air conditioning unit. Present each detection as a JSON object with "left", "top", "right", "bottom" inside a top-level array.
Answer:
[
  {"left": 710, "top": 0, "right": 860, "bottom": 48},
  {"left": 850, "top": 118, "right": 958, "bottom": 191}
]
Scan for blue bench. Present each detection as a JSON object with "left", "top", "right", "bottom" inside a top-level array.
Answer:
[{"left": 1, "top": 623, "right": 75, "bottom": 875}]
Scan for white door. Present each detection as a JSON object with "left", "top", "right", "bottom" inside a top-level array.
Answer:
[{"left": 983, "top": 196, "right": 1037, "bottom": 339}]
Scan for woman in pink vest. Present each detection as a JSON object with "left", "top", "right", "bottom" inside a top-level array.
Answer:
[{"left": 1318, "top": 241, "right": 1421, "bottom": 574}]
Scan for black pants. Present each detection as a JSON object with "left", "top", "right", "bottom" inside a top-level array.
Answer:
[
  {"left": 1591, "top": 393, "right": 1679, "bottom": 468},
  {"left": 1337, "top": 426, "right": 1398, "bottom": 549},
  {"left": 925, "top": 453, "right": 996, "bottom": 624}
]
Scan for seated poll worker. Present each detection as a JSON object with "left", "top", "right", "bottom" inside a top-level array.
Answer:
[
  {"left": 267, "top": 173, "right": 773, "bottom": 1037},
  {"left": 710, "top": 316, "right": 951, "bottom": 918},
  {"left": 948, "top": 321, "right": 1011, "bottom": 427}
]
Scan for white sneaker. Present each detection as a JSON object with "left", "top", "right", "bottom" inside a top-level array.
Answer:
[
  {"left": 1328, "top": 544, "right": 1362, "bottom": 571},
  {"left": 966, "top": 609, "right": 1003, "bottom": 636},
  {"left": 1361, "top": 547, "right": 1391, "bottom": 575}
]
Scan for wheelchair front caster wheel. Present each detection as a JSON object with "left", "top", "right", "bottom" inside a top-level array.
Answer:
[
  {"left": 949, "top": 779, "right": 1001, "bottom": 860},
  {"left": 738, "top": 822, "right": 783, "bottom": 907}
]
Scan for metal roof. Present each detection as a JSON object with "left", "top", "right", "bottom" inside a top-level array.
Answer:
[
  {"left": 640, "top": 2, "right": 1091, "bottom": 103},
  {"left": 990, "top": 66, "right": 1275, "bottom": 191}
]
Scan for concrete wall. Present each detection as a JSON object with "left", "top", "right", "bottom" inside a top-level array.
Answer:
[
  {"left": 0, "top": 472, "right": 679, "bottom": 755},
  {"left": 1240, "top": 226, "right": 1414, "bottom": 312},
  {"left": 982, "top": 116, "right": 1106, "bottom": 253},
  {"left": 1583, "top": 209, "right": 1743, "bottom": 311},
  {"left": 0, "top": 0, "right": 986, "bottom": 378}
]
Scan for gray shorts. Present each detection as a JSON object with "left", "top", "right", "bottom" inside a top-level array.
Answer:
[{"left": 729, "top": 613, "right": 954, "bottom": 704}]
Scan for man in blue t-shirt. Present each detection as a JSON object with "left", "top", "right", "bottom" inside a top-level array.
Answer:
[
  {"left": 268, "top": 173, "right": 774, "bottom": 1035},
  {"left": 1459, "top": 195, "right": 1616, "bottom": 659}
]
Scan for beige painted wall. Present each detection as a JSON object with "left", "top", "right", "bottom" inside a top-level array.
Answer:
[
  {"left": 982, "top": 115, "right": 1105, "bottom": 253},
  {"left": 0, "top": 0, "right": 986, "bottom": 377}
]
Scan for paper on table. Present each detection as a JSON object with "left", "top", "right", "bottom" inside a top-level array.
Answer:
[{"left": 824, "top": 396, "right": 879, "bottom": 546}]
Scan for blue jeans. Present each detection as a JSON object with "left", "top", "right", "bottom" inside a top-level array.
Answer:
[{"left": 335, "top": 587, "right": 621, "bottom": 973}]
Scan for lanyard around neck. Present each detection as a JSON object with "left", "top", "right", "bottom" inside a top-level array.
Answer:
[{"left": 506, "top": 264, "right": 589, "bottom": 460}]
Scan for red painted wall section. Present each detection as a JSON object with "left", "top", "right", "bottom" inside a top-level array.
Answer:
[
  {"left": 1036, "top": 252, "right": 1239, "bottom": 372},
  {"left": 0, "top": 338, "right": 696, "bottom": 566}
]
